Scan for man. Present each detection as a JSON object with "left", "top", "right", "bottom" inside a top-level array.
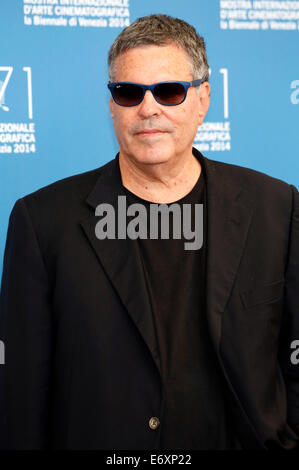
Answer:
[{"left": 0, "top": 14, "right": 299, "bottom": 450}]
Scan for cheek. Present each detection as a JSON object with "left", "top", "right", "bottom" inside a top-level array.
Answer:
[
  {"left": 169, "top": 110, "right": 200, "bottom": 144},
  {"left": 113, "top": 114, "right": 134, "bottom": 144},
  {"left": 113, "top": 113, "right": 126, "bottom": 132},
  {"left": 172, "top": 111, "right": 195, "bottom": 134}
]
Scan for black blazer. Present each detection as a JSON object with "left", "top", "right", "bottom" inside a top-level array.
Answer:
[{"left": 0, "top": 148, "right": 299, "bottom": 450}]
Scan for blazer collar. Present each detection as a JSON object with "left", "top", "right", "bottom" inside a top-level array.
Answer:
[{"left": 80, "top": 148, "right": 254, "bottom": 377}]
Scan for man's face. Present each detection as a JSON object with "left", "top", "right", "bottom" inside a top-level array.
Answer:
[{"left": 109, "top": 43, "right": 210, "bottom": 166}]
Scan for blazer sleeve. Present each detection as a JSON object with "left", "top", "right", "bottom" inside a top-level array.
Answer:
[
  {"left": 0, "top": 198, "right": 53, "bottom": 449},
  {"left": 279, "top": 184, "right": 299, "bottom": 436}
]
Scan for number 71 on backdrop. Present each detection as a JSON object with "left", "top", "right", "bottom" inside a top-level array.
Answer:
[{"left": 0, "top": 66, "right": 33, "bottom": 119}]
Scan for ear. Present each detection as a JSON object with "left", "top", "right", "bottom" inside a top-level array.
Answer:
[
  {"left": 109, "top": 97, "right": 115, "bottom": 119},
  {"left": 198, "top": 82, "right": 210, "bottom": 126}
]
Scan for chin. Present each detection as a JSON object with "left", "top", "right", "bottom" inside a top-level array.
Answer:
[{"left": 129, "top": 145, "right": 173, "bottom": 166}]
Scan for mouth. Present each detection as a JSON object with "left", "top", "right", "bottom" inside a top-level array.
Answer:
[{"left": 136, "top": 129, "right": 166, "bottom": 137}]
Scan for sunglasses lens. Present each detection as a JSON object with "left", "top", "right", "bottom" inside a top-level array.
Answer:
[
  {"left": 154, "top": 82, "right": 186, "bottom": 105},
  {"left": 112, "top": 84, "right": 143, "bottom": 106}
]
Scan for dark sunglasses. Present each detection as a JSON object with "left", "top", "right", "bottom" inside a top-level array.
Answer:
[{"left": 107, "top": 80, "right": 202, "bottom": 107}]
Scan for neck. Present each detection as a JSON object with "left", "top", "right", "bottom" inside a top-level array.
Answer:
[{"left": 119, "top": 149, "right": 201, "bottom": 203}]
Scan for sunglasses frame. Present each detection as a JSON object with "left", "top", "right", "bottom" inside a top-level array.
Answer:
[{"left": 107, "top": 80, "right": 203, "bottom": 107}]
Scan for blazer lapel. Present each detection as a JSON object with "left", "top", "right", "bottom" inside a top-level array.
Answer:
[
  {"left": 194, "top": 149, "right": 267, "bottom": 447},
  {"left": 80, "top": 155, "right": 161, "bottom": 375},
  {"left": 194, "top": 149, "right": 254, "bottom": 352}
]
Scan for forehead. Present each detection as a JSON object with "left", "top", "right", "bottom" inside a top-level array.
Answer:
[{"left": 113, "top": 44, "right": 193, "bottom": 83}]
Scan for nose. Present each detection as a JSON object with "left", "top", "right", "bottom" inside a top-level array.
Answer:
[{"left": 137, "top": 89, "right": 162, "bottom": 118}]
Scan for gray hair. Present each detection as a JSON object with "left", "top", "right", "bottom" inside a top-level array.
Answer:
[{"left": 108, "top": 14, "right": 209, "bottom": 84}]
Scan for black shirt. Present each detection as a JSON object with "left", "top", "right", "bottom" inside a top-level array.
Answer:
[{"left": 124, "top": 171, "right": 235, "bottom": 449}]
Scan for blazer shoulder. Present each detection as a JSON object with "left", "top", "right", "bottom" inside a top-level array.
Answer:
[
  {"left": 208, "top": 157, "right": 296, "bottom": 202},
  {"left": 10, "top": 158, "right": 116, "bottom": 239},
  {"left": 200, "top": 155, "right": 299, "bottom": 223},
  {"left": 210, "top": 157, "right": 288, "bottom": 185},
  {"left": 23, "top": 158, "right": 114, "bottom": 207}
]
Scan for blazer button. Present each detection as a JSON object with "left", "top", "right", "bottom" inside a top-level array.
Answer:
[{"left": 149, "top": 417, "right": 160, "bottom": 430}]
